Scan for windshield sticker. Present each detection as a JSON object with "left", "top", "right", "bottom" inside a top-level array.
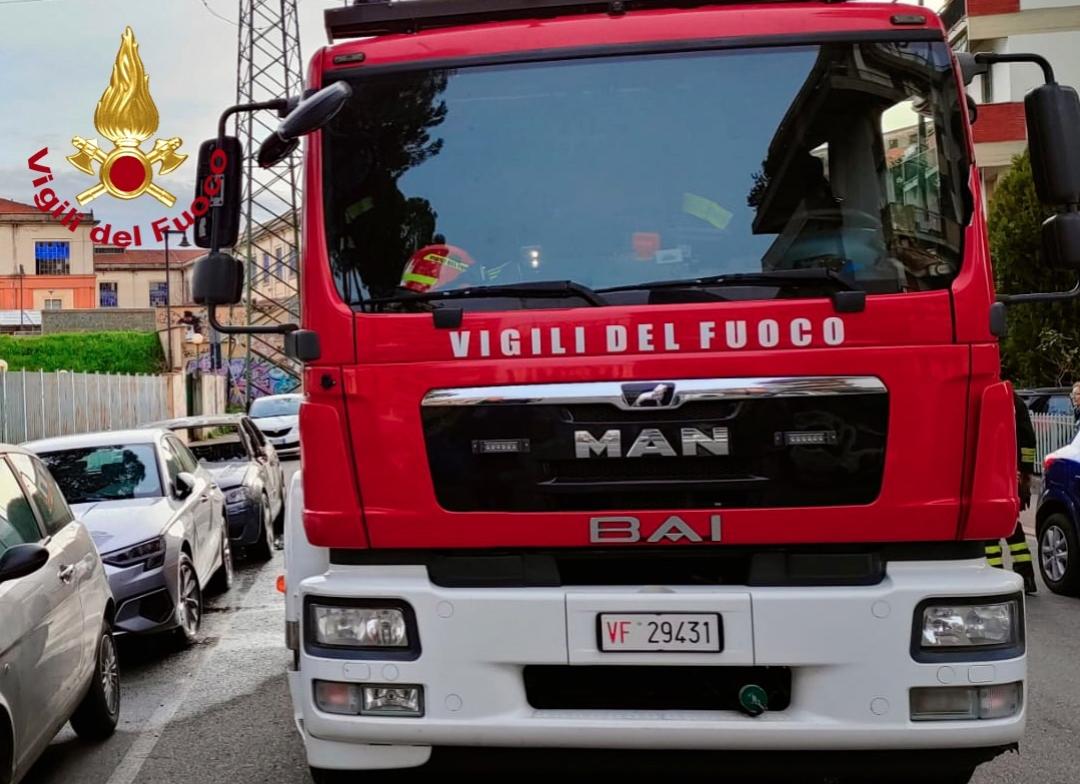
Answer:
[{"left": 682, "top": 192, "right": 732, "bottom": 231}]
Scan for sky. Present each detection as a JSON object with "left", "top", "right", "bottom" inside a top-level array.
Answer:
[
  {"left": 0, "top": 0, "right": 344, "bottom": 246},
  {"left": 0, "top": 0, "right": 947, "bottom": 248}
]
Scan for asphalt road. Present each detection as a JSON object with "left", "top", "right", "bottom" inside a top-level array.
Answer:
[{"left": 21, "top": 486, "right": 1080, "bottom": 784}]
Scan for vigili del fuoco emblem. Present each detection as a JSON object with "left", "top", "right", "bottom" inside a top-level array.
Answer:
[{"left": 66, "top": 27, "right": 186, "bottom": 207}]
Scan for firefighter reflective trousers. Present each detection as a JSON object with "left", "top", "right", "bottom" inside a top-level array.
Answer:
[{"left": 986, "top": 521, "right": 1034, "bottom": 576}]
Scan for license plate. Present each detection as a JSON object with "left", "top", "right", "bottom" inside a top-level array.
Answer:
[{"left": 598, "top": 613, "right": 722, "bottom": 652}]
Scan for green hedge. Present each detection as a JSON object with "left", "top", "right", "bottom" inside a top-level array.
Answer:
[{"left": 0, "top": 332, "right": 165, "bottom": 374}]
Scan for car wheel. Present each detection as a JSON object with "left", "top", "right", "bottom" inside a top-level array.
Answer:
[
  {"left": 70, "top": 620, "right": 120, "bottom": 741},
  {"left": 174, "top": 554, "right": 203, "bottom": 645},
  {"left": 1038, "top": 513, "right": 1080, "bottom": 596},
  {"left": 251, "top": 498, "right": 273, "bottom": 562},
  {"left": 208, "top": 528, "right": 234, "bottom": 594}
]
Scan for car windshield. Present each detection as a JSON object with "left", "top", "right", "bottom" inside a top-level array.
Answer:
[
  {"left": 170, "top": 425, "right": 249, "bottom": 464},
  {"left": 249, "top": 397, "right": 301, "bottom": 418},
  {"left": 323, "top": 40, "right": 967, "bottom": 310},
  {"left": 38, "top": 445, "right": 162, "bottom": 503}
]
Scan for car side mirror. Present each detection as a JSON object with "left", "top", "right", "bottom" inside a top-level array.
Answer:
[
  {"left": 192, "top": 251, "right": 244, "bottom": 306},
  {"left": 257, "top": 81, "right": 352, "bottom": 168},
  {"left": 175, "top": 472, "right": 197, "bottom": 500},
  {"left": 0, "top": 544, "right": 49, "bottom": 583}
]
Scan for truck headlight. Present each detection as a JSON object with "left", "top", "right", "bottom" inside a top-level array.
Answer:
[
  {"left": 920, "top": 599, "right": 1019, "bottom": 649},
  {"left": 310, "top": 604, "right": 409, "bottom": 648}
]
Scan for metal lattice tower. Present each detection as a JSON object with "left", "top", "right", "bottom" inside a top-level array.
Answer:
[{"left": 234, "top": 0, "right": 304, "bottom": 403}]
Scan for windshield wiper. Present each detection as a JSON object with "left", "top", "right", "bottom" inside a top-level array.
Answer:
[
  {"left": 597, "top": 268, "right": 866, "bottom": 313},
  {"left": 362, "top": 280, "right": 608, "bottom": 309},
  {"left": 597, "top": 267, "right": 859, "bottom": 295}
]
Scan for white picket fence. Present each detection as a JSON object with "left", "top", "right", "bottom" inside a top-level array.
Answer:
[
  {"left": 1031, "top": 413, "right": 1077, "bottom": 474},
  {"left": 0, "top": 370, "right": 168, "bottom": 445}
]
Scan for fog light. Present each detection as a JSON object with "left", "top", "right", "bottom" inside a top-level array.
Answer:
[
  {"left": 910, "top": 683, "right": 1023, "bottom": 721},
  {"left": 910, "top": 686, "right": 978, "bottom": 721},
  {"left": 362, "top": 685, "right": 423, "bottom": 717},
  {"left": 314, "top": 680, "right": 363, "bottom": 715}
]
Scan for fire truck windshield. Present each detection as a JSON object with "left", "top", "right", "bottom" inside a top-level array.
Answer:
[{"left": 322, "top": 39, "right": 967, "bottom": 310}]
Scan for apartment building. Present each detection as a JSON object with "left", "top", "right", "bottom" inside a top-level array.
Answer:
[
  {"left": 0, "top": 197, "right": 97, "bottom": 311},
  {"left": 942, "top": 0, "right": 1080, "bottom": 195}
]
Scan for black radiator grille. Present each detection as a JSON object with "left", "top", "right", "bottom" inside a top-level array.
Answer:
[{"left": 421, "top": 386, "right": 887, "bottom": 512}]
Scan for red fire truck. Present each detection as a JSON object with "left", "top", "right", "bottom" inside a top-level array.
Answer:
[{"left": 192, "top": 1, "right": 1080, "bottom": 780}]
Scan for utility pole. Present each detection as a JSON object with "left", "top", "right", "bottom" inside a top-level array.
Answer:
[
  {"left": 161, "top": 229, "right": 190, "bottom": 372},
  {"left": 235, "top": 0, "right": 304, "bottom": 406}
]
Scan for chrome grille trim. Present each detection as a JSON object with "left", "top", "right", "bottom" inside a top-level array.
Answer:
[{"left": 421, "top": 376, "right": 886, "bottom": 410}]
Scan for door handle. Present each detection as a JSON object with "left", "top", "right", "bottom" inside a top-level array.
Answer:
[{"left": 58, "top": 564, "right": 75, "bottom": 584}]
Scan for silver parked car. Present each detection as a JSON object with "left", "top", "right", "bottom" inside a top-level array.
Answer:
[
  {"left": 248, "top": 393, "right": 302, "bottom": 459},
  {"left": 0, "top": 444, "right": 119, "bottom": 784},
  {"left": 146, "top": 415, "right": 285, "bottom": 560},
  {"left": 25, "top": 429, "right": 232, "bottom": 644}
]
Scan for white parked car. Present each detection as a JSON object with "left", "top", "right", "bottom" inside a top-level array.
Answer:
[
  {"left": 248, "top": 393, "right": 302, "bottom": 459},
  {"left": 0, "top": 444, "right": 119, "bottom": 784},
  {"left": 25, "top": 429, "right": 232, "bottom": 644}
]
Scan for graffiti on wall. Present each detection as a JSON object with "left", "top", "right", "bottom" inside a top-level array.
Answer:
[{"left": 186, "top": 356, "right": 300, "bottom": 407}]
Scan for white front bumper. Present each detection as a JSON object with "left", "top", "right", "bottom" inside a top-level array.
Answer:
[{"left": 290, "top": 558, "right": 1025, "bottom": 770}]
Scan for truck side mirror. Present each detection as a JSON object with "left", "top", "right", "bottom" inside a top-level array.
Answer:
[
  {"left": 193, "top": 136, "right": 244, "bottom": 249},
  {"left": 1026, "top": 83, "right": 1080, "bottom": 206},
  {"left": 193, "top": 251, "right": 245, "bottom": 306},
  {"left": 258, "top": 81, "right": 352, "bottom": 167}
]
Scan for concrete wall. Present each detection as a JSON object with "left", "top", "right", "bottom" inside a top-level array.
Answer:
[
  {"left": 1020, "top": 0, "right": 1077, "bottom": 12},
  {"left": 1004, "top": 31, "right": 1080, "bottom": 100},
  {"left": 41, "top": 308, "right": 156, "bottom": 333}
]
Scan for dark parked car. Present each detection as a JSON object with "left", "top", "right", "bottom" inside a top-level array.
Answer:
[
  {"left": 147, "top": 416, "right": 285, "bottom": 560},
  {"left": 1017, "top": 386, "right": 1075, "bottom": 417},
  {"left": 1037, "top": 433, "right": 1080, "bottom": 595}
]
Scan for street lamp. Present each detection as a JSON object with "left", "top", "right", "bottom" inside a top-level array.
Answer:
[
  {"left": 17, "top": 264, "right": 25, "bottom": 329},
  {"left": 162, "top": 229, "right": 190, "bottom": 370}
]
